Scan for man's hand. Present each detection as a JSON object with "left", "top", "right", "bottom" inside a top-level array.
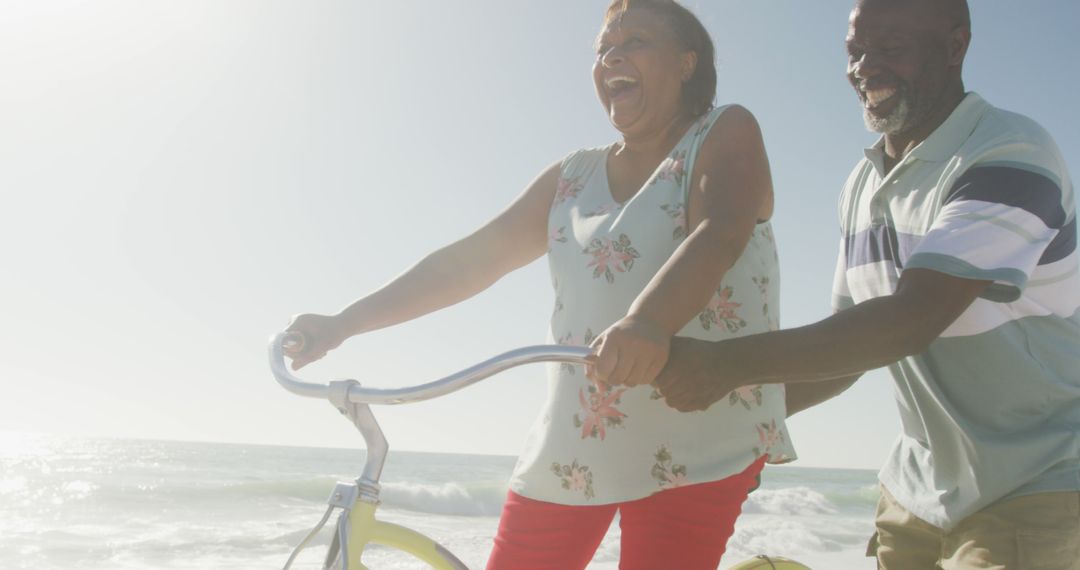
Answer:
[{"left": 653, "top": 337, "right": 737, "bottom": 412}]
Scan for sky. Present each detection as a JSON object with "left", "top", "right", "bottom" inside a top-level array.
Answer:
[{"left": 2, "top": 0, "right": 1078, "bottom": 470}]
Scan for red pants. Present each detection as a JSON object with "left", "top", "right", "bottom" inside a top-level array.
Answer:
[{"left": 487, "top": 457, "right": 764, "bottom": 570}]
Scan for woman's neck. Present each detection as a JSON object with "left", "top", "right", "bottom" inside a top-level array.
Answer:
[{"left": 614, "top": 112, "right": 694, "bottom": 159}]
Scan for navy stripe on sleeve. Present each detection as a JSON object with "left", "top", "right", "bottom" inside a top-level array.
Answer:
[
  {"left": 945, "top": 166, "right": 1067, "bottom": 229},
  {"left": 844, "top": 224, "right": 921, "bottom": 270},
  {"left": 1039, "top": 216, "right": 1077, "bottom": 265}
]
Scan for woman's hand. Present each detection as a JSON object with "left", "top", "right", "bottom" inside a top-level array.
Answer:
[
  {"left": 586, "top": 315, "right": 670, "bottom": 387},
  {"left": 283, "top": 313, "right": 348, "bottom": 370}
]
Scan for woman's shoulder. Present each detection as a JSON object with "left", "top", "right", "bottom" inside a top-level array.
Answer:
[
  {"left": 558, "top": 143, "right": 612, "bottom": 179},
  {"left": 692, "top": 103, "right": 761, "bottom": 144}
]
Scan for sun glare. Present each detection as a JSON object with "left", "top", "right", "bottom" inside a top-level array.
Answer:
[{"left": 0, "top": 431, "right": 53, "bottom": 459}]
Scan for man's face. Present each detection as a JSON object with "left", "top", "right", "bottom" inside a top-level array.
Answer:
[{"left": 845, "top": 0, "right": 956, "bottom": 135}]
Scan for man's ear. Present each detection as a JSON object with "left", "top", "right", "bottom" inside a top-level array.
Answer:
[{"left": 948, "top": 26, "right": 971, "bottom": 67}]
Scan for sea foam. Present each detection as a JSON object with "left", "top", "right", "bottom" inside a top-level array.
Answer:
[
  {"left": 744, "top": 485, "right": 838, "bottom": 516},
  {"left": 380, "top": 480, "right": 507, "bottom": 516}
]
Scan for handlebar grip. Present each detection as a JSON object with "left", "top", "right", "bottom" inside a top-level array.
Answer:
[{"left": 282, "top": 332, "right": 305, "bottom": 352}]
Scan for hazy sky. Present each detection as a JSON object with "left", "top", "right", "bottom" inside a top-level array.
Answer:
[{"left": 2, "top": 0, "right": 1077, "bottom": 470}]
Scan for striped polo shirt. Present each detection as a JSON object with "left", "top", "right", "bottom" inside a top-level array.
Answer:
[{"left": 832, "top": 93, "right": 1080, "bottom": 529}]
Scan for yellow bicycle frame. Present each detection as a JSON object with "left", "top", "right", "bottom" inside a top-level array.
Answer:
[{"left": 342, "top": 502, "right": 464, "bottom": 570}]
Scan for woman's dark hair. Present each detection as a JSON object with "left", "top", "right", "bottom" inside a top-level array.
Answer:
[{"left": 604, "top": 0, "right": 717, "bottom": 117}]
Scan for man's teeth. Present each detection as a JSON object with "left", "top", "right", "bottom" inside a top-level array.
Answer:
[{"left": 865, "top": 87, "right": 896, "bottom": 106}]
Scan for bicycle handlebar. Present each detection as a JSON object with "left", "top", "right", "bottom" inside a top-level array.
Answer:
[{"left": 268, "top": 332, "right": 592, "bottom": 405}]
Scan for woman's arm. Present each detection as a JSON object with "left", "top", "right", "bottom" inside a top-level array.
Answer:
[
  {"left": 589, "top": 106, "right": 774, "bottom": 386},
  {"left": 286, "top": 161, "right": 562, "bottom": 369}
]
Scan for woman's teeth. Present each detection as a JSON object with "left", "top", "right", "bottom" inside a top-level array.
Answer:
[
  {"left": 606, "top": 76, "right": 638, "bottom": 98},
  {"left": 605, "top": 75, "right": 638, "bottom": 89}
]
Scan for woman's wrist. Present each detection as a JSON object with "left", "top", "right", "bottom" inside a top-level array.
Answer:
[
  {"left": 623, "top": 309, "right": 679, "bottom": 338},
  {"left": 330, "top": 307, "right": 365, "bottom": 343}
]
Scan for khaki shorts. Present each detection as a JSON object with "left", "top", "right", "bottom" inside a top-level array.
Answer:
[{"left": 867, "top": 486, "right": 1080, "bottom": 570}]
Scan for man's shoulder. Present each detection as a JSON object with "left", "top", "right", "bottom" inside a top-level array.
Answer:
[
  {"left": 980, "top": 103, "right": 1053, "bottom": 141},
  {"left": 961, "top": 100, "right": 1063, "bottom": 167}
]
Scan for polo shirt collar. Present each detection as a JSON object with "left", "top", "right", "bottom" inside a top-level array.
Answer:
[
  {"left": 863, "top": 92, "right": 990, "bottom": 176},
  {"left": 909, "top": 92, "right": 988, "bottom": 162},
  {"left": 864, "top": 139, "right": 888, "bottom": 177}
]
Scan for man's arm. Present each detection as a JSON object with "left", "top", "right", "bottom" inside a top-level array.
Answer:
[
  {"left": 785, "top": 374, "right": 860, "bottom": 417},
  {"left": 655, "top": 268, "right": 989, "bottom": 412}
]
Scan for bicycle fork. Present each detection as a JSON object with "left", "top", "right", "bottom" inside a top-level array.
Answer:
[
  {"left": 285, "top": 381, "right": 468, "bottom": 570},
  {"left": 324, "top": 496, "right": 468, "bottom": 570}
]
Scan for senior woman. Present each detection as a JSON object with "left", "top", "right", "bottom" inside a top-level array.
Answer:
[{"left": 285, "top": 1, "right": 795, "bottom": 567}]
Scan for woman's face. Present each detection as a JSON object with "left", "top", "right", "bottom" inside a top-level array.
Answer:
[{"left": 593, "top": 9, "right": 696, "bottom": 135}]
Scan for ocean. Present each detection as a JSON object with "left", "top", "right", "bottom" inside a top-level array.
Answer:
[{"left": 0, "top": 433, "right": 879, "bottom": 569}]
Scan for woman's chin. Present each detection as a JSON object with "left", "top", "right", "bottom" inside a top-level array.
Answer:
[{"left": 608, "top": 108, "right": 642, "bottom": 132}]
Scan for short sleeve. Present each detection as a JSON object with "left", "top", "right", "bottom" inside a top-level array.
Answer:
[
  {"left": 832, "top": 164, "right": 865, "bottom": 312},
  {"left": 832, "top": 238, "right": 855, "bottom": 311},
  {"left": 905, "top": 165, "right": 1070, "bottom": 302}
]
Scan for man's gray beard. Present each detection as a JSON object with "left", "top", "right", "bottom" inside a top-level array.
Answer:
[{"left": 863, "top": 95, "right": 912, "bottom": 134}]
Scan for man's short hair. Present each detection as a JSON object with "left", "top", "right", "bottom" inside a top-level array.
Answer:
[{"left": 857, "top": 0, "right": 971, "bottom": 30}]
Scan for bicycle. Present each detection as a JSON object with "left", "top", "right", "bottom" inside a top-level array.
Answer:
[
  {"left": 268, "top": 332, "right": 813, "bottom": 570},
  {"left": 268, "top": 331, "right": 591, "bottom": 569}
]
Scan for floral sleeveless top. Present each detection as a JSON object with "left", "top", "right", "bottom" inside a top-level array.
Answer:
[{"left": 509, "top": 106, "right": 797, "bottom": 505}]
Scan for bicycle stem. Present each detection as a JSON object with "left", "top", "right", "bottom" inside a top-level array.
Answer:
[{"left": 329, "top": 379, "right": 387, "bottom": 503}]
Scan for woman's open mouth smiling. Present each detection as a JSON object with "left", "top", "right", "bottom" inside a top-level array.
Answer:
[{"left": 605, "top": 75, "right": 640, "bottom": 103}]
